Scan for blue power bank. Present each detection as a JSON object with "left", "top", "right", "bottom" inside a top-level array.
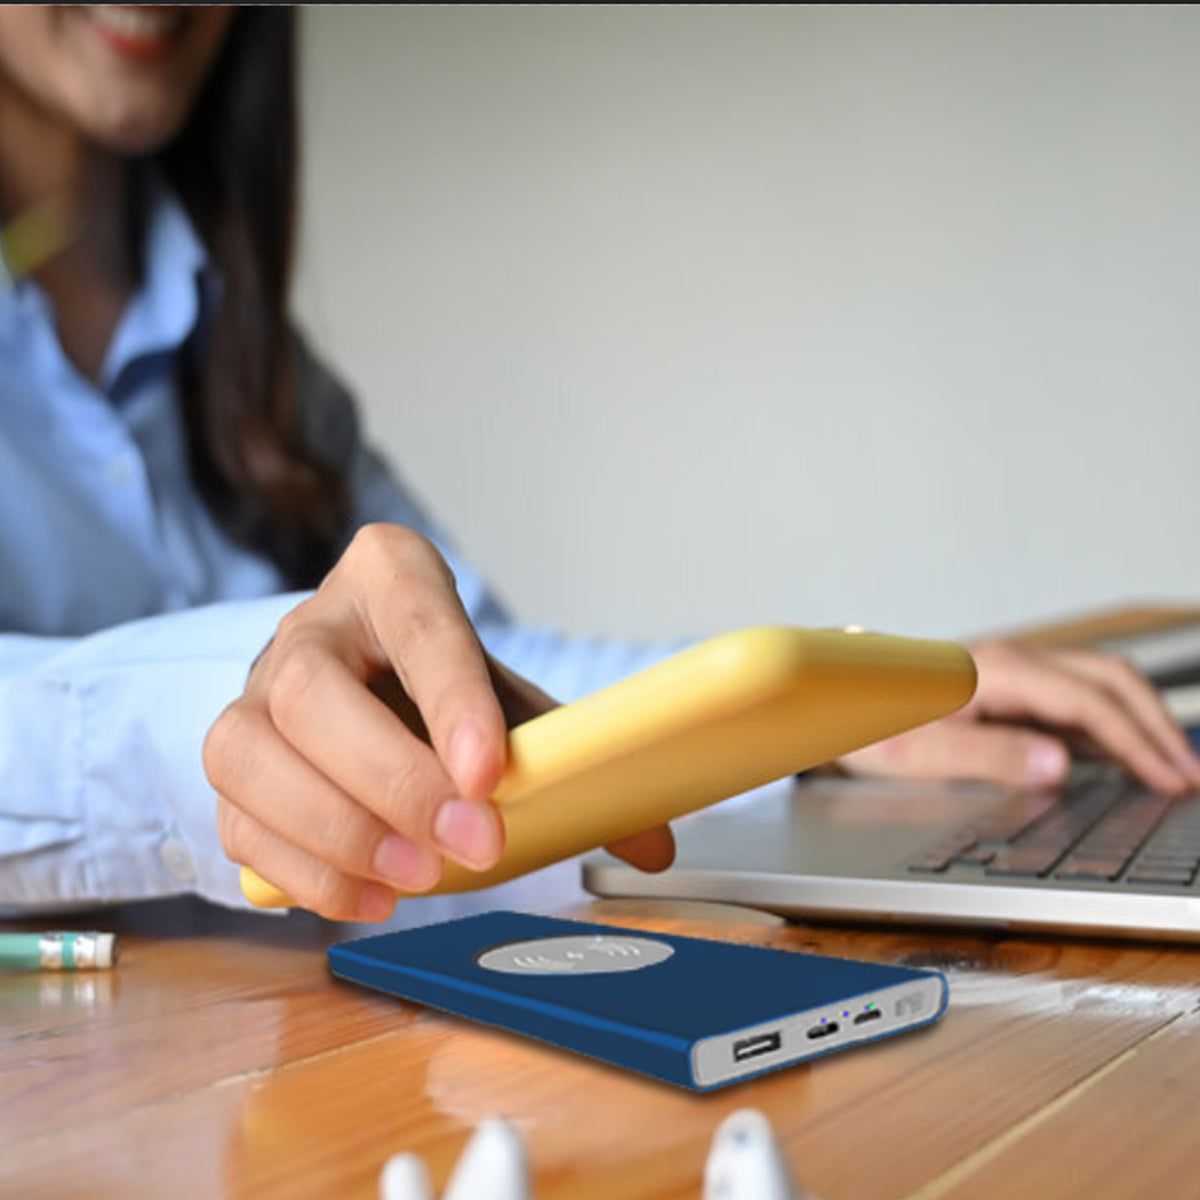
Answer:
[{"left": 328, "top": 912, "right": 948, "bottom": 1091}]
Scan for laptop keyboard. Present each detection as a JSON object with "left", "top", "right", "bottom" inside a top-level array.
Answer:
[{"left": 906, "top": 767, "right": 1200, "bottom": 887}]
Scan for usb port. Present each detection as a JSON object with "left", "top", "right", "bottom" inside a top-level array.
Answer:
[
  {"left": 733, "top": 1031, "right": 782, "bottom": 1062},
  {"left": 854, "top": 1009, "right": 883, "bottom": 1026},
  {"left": 806, "top": 1021, "right": 839, "bottom": 1040}
]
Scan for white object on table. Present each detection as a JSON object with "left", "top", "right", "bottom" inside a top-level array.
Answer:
[
  {"left": 380, "top": 1117, "right": 530, "bottom": 1200},
  {"left": 704, "top": 1109, "right": 812, "bottom": 1200},
  {"left": 443, "top": 1117, "right": 530, "bottom": 1200},
  {"left": 380, "top": 1107, "right": 815, "bottom": 1199},
  {"left": 379, "top": 1153, "right": 433, "bottom": 1200}
]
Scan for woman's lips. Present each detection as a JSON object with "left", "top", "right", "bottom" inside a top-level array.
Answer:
[{"left": 82, "top": 6, "right": 186, "bottom": 62}]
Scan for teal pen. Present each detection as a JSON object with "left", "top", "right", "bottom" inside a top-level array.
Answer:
[{"left": 0, "top": 931, "right": 118, "bottom": 971}]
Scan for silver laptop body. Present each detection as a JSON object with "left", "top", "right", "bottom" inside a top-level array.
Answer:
[{"left": 583, "top": 765, "right": 1200, "bottom": 942}]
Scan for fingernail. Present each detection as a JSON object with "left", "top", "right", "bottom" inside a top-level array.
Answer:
[
  {"left": 1182, "top": 752, "right": 1200, "bottom": 787},
  {"left": 1172, "top": 752, "right": 1197, "bottom": 782},
  {"left": 434, "top": 798, "right": 500, "bottom": 870},
  {"left": 357, "top": 883, "right": 395, "bottom": 922},
  {"left": 1027, "top": 741, "right": 1068, "bottom": 786},
  {"left": 373, "top": 835, "right": 441, "bottom": 891}
]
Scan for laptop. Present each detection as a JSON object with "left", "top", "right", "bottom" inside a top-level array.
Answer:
[{"left": 583, "top": 624, "right": 1200, "bottom": 943}]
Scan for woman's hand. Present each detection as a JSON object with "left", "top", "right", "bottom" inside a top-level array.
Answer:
[
  {"left": 838, "top": 639, "right": 1200, "bottom": 793},
  {"left": 203, "top": 524, "right": 674, "bottom": 922}
]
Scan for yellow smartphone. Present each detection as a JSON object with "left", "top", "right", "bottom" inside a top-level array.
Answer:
[{"left": 241, "top": 626, "right": 976, "bottom": 908}]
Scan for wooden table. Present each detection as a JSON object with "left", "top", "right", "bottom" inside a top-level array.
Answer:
[{"left": 3, "top": 607, "right": 1200, "bottom": 1200}]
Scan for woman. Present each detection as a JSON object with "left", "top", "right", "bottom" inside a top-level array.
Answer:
[{"left": 1, "top": 7, "right": 1196, "bottom": 921}]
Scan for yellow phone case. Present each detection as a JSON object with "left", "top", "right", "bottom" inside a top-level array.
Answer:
[{"left": 241, "top": 626, "right": 976, "bottom": 908}]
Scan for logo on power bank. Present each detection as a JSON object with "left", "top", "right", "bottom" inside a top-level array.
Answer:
[{"left": 476, "top": 934, "right": 675, "bottom": 976}]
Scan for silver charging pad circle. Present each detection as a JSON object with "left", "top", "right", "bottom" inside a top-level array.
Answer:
[{"left": 476, "top": 934, "right": 675, "bottom": 976}]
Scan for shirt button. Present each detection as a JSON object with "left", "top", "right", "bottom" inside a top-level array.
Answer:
[
  {"left": 160, "top": 837, "right": 197, "bottom": 884},
  {"left": 107, "top": 456, "right": 133, "bottom": 486}
]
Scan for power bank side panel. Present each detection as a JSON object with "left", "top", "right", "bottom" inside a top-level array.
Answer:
[
  {"left": 690, "top": 970, "right": 949, "bottom": 1089},
  {"left": 327, "top": 949, "right": 699, "bottom": 1090}
]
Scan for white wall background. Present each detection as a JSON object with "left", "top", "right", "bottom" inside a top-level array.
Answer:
[{"left": 294, "top": 6, "right": 1200, "bottom": 644}]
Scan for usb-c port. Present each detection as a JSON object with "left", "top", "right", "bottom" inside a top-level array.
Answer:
[
  {"left": 733, "top": 1032, "right": 782, "bottom": 1062},
  {"left": 854, "top": 1009, "right": 883, "bottom": 1026},
  {"left": 806, "top": 1022, "right": 839, "bottom": 1040}
]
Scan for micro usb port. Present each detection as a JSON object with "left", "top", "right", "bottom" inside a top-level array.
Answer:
[
  {"left": 854, "top": 1009, "right": 883, "bottom": 1026},
  {"left": 733, "top": 1031, "right": 782, "bottom": 1062}
]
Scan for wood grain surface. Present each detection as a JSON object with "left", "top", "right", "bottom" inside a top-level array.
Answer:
[{"left": 2, "top": 606, "right": 1199, "bottom": 1199}]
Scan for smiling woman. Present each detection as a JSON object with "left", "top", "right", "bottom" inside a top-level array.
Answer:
[
  {"left": 0, "top": 7, "right": 1197, "bottom": 923},
  {"left": 0, "top": 6, "right": 232, "bottom": 152},
  {"left": 0, "top": 5, "right": 346, "bottom": 583},
  {"left": 0, "top": 6, "right": 681, "bottom": 920}
]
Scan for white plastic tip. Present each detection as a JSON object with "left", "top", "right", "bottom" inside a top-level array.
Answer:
[
  {"left": 379, "top": 1152, "right": 433, "bottom": 1200},
  {"left": 93, "top": 932, "right": 117, "bottom": 969},
  {"left": 443, "top": 1117, "right": 530, "bottom": 1200},
  {"left": 704, "top": 1108, "right": 806, "bottom": 1200}
]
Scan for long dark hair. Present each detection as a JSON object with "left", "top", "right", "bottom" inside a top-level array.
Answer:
[{"left": 158, "top": 8, "right": 347, "bottom": 588}]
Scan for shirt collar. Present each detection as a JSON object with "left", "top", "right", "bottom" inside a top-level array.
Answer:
[
  {"left": 0, "top": 175, "right": 215, "bottom": 396},
  {"left": 100, "top": 174, "right": 214, "bottom": 393}
]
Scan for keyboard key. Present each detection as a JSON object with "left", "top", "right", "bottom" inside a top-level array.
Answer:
[
  {"left": 1144, "top": 837, "right": 1200, "bottom": 854},
  {"left": 985, "top": 847, "right": 1065, "bottom": 877},
  {"left": 970, "top": 799, "right": 1059, "bottom": 842},
  {"left": 1135, "top": 854, "right": 1199, "bottom": 868},
  {"left": 902, "top": 768, "right": 1197, "bottom": 887},
  {"left": 906, "top": 858, "right": 951, "bottom": 874},
  {"left": 1055, "top": 857, "right": 1125, "bottom": 881},
  {"left": 906, "top": 831, "right": 981, "bottom": 872},
  {"left": 954, "top": 847, "right": 995, "bottom": 866},
  {"left": 1125, "top": 866, "right": 1196, "bottom": 886}
]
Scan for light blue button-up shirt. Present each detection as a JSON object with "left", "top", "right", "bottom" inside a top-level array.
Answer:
[{"left": 0, "top": 183, "right": 673, "bottom": 912}]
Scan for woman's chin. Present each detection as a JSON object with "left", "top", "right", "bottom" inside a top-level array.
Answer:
[
  {"left": 0, "top": 3, "right": 234, "bottom": 158},
  {"left": 76, "top": 101, "right": 190, "bottom": 157}
]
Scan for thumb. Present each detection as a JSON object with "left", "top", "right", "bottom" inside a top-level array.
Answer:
[
  {"left": 843, "top": 722, "right": 1071, "bottom": 789},
  {"left": 606, "top": 823, "right": 676, "bottom": 873}
]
